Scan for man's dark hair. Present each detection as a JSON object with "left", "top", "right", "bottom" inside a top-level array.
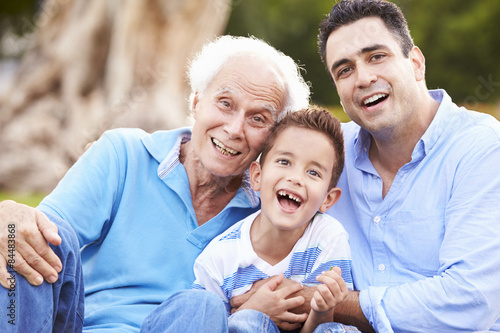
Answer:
[
  {"left": 259, "top": 107, "right": 345, "bottom": 189},
  {"left": 318, "top": 0, "right": 414, "bottom": 67}
]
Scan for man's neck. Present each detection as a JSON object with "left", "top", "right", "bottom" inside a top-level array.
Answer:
[
  {"left": 369, "top": 92, "right": 440, "bottom": 198},
  {"left": 180, "top": 141, "right": 243, "bottom": 225}
]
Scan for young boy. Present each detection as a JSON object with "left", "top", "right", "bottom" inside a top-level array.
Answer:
[{"left": 192, "top": 108, "right": 352, "bottom": 333}]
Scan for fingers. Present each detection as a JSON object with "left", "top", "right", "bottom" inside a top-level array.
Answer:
[
  {"left": 0, "top": 201, "right": 61, "bottom": 285},
  {"left": 312, "top": 268, "right": 348, "bottom": 312},
  {"left": 263, "top": 273, "right": 285, "bottom": 291},
  {"left": 37, "top": 210, "right": 61, "bottom": 246},
  {"left": 16, "top": 239, "right": 58, "bottom": 284},
  {"left": 0, "top": 256, "right": 14, "bottom": 289}
]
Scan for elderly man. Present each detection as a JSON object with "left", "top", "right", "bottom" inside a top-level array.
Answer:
[{"left": 0, "top": 35, "right": 309, "bottom": 332}]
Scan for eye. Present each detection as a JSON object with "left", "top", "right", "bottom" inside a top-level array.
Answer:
[
  {"left": 307, "top": 169, "right": 321, "bottom": 178},
  {"left": 337, "top": 66, "right": 353, "bottom": 79},
  {"left": 370, "top": 53, "right": 386, "bottom": 62},
  {"left": 218, "top": 99, "right": 231, "bottom": 110},
  {"left": 248, "top": 113, "right": 272, "bottom": 128},
  {"left": 277, "top": 158, "right": 290, "bottom": 166}
]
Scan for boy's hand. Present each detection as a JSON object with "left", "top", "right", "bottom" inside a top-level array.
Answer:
[
  {"left": 232, "top": 273, "right": 308, "bottom": 331},
  {"left": 311, "top": 267, "right": 348, "bottom": 313}
]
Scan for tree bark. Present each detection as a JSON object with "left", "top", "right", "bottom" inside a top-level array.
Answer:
[{"left": 0, "top": 0, "right": 231, "bottom": 193}]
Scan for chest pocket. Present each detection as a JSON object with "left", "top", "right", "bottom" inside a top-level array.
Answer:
[{"left": 396, "top": 209, "right": 445, "bottom": 276}]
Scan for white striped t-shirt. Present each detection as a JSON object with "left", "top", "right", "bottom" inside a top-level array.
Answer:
[{"left": 192, "top": 210, "right": 353, "bottom": 314}]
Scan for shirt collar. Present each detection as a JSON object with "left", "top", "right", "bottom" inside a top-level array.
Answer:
[{"left": 143, "top": 127, "right": 259, "bottom": 208}]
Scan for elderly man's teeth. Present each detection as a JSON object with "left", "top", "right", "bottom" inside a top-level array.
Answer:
[
  {"left": 278, "top": 191, "right": 302, "bottom": 203},
  {"left": 364, "top": 93, "right": 387, "bottom": 105},
  {"left": 212, "top": 138, "right": 238, "bottom": 156}
]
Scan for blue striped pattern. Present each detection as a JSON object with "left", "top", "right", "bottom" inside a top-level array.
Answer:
[
  {"left": 219, "top": 222, "right": 243, "bottom": 241},
  {"left": 221, "top": 265, "right": 268, "bottom": 300},
  {"left": 285, "top": 246, "right": 322, "bottom": 277},
  {"left": 302, "top": 259, "right": 353, "bottom": 285}
]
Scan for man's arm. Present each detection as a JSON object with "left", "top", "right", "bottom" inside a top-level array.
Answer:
[{"left": 0, "top": 200, "right": 62, "bottom": 287}]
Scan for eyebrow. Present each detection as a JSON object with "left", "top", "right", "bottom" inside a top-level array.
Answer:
[
  {"left": 216, "top": 86, "right": 277, "bottom": 119},
  {"left": 330, "top": 44, "right": 386, "bottom": 73}
]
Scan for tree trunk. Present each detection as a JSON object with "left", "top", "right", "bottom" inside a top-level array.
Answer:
[{"left": 0, "top": 0, "right": 231, "bottom": 193}]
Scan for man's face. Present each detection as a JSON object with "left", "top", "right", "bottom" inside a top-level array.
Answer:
[
  {"left": 325, "top": 17, "right": 422, "bottom": 137},
  {"left": 190, "top": 56, "right": 286, "bottom": 178}
]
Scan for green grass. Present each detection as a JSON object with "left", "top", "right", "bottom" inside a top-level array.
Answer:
[{"left": 0, "top": 192, "right": 46, "bottom": 207}]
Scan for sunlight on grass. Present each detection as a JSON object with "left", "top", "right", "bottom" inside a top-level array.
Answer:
[{"left": 0, "top": 192, "right": 46, "bottom": 207}]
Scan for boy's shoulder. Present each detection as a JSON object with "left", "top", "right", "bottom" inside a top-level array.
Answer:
[{"left": 307, "top": 213, "right": 349, "bottom": 238}]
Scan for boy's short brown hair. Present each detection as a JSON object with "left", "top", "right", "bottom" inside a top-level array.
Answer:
[{"left": 259, "top": 107, "right": 345, "bottom": 189}]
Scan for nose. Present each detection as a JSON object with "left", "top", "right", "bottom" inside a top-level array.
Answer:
[
  {"left": 286, "top": 172, "right": 303, "bottom": 186},
  {"left": 355, "top": 64, "right": 377, "bottom": 88},
  {"left": 224, "top": 110, "right": 245, "bottom": 140}
]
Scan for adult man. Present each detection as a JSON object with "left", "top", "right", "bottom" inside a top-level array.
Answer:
[
  {"left": 0, "top": 35, "right": 310, "bottom": 332},
  {"left": 318, "top": 0, "right": 500, "bottom": 331}
]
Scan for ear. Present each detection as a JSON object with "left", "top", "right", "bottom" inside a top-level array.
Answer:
[
  {"left": 409, "top": 46, "right": 425, "bottom": 82},
  {"left": 249, "top": 161, "right": 262, "bottom": 192},
  {"left": 191, "top": 92, "right": 200, "bottom": 119},
  {"left": 319, "top": 187, "right": 342, "bottom": 213}
]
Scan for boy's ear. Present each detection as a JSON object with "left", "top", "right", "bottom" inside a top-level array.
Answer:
[
  {"left": 249, "top": 161, "right": 262, "bottom": 191},
  {"left": 319, "top": 187, "right": 342, "bottom": 213}
]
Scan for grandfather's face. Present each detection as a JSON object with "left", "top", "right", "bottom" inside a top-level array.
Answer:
[{"left": 190, "top": 55, "right": 287, "bottom": 178}]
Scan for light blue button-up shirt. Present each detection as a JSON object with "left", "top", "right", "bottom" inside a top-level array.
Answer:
[{"left": 328, "top": 90, "right": 500, "bottom": 332}]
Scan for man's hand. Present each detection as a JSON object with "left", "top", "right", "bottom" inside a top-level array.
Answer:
[
  {"left": 231, "top": 274, "right": 308, "bottom": 331},
  {"left": 0, "top": 200, "right": 62, "bottom": 288}
]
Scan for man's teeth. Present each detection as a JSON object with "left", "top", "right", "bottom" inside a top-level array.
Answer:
[
  {"left": 278, "top": 191, "right": 302, "bottom": 203},
  {"left": 212, "top": 138, "right": 238, "bottom": 156},
  {"left": 364, "top": 93, "right": 387, "bottom": 105}
]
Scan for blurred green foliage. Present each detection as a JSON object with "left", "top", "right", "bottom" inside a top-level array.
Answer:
[
  {"left": 0, "top": 191, "right": 45, "bottom": 207},
  {"left": 0, "top": 1, "right": 37, "bottom": 37},
  {"left": 226, "top": 0, "right": 500, "bottom": 110},
  {"left": 1, "top": 0, "right": 499, "bottom": 110}
]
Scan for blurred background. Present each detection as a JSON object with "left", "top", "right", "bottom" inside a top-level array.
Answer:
[{"left": 1, "top": 0, "right": 499, "bottom": 203}]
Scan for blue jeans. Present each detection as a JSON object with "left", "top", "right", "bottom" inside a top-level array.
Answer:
[
  {"left": 0, "top": 213, "right": 84, "bottom": 333},
  {"left": 140, "top": 289, "right": 359, "bottom": 333}
]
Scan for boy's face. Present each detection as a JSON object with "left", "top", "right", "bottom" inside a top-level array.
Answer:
[{"left": 250, "top": 126, "right": 341, "bottom": 232}]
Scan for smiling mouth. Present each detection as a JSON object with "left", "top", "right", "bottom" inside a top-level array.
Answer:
[
  {"left": 363, "top": 93, "right": 388, "bottom": 107},
  {"left": 277, "top": 190, "right": 302, "bottom": 210},
  {"left": 212, "top": 138, "right": 240, "bottom": 156}
]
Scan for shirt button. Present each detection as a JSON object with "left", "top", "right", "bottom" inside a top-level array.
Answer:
[
  {"left": 378, "top": 264, "right": 386, "bottom": 271},
  {"left": 373, "top": 216, "right": 381, "bottom": 223}
]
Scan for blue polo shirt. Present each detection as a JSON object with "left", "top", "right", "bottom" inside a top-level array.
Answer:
[{"left": 38, "top": 127, "right": 260, "bottom": 332}]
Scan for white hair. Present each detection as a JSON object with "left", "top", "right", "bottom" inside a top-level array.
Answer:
[{"left": 188, "top": 35, "right": 310, "bottom": 118}]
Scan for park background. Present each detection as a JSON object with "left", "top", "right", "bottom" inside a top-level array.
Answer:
[{"left": 1, "top": 0, "right": 499, "bottom": 205}]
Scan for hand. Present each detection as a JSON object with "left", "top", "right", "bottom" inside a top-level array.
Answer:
[
  {"left": 232, "top": 274, "right": 308, "bottom": 331},
  {"left": 311, "top": 267, "right": 348, "bottom": 314},
  {"left": 0, "top": 200, "right": 62, "bottom": 288}
]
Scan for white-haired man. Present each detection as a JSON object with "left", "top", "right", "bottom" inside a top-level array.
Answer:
[{"left": 0, "top": 35, "right": 309, "bottom": 332}]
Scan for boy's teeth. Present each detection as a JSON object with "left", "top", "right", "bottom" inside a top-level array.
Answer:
[
  {"left": 364, "top": 93, "right": 387, "bottom": 105},
  {"left": 212, "top": 138, "right": 237, "bottom": 156},
  {"left": 278, "top": 191, "right": 301, "bottom": 203}
]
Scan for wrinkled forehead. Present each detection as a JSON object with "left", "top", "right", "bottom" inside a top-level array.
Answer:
[{"left": 211, "top": 55, "right": 288, "bottom": 115}]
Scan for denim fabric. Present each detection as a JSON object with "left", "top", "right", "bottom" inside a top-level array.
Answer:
[
  {"left": 0, "top": 213, "right": 84, "bottom": 332},
  {"left": 140, "top": 289, "right": 361, "bottom": 333},
  {"left": 140, "top": 290, "right": 228, "bottom": 333},
  {"left": 228, "top": 309, "right": 281, "bottom": 333}
]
